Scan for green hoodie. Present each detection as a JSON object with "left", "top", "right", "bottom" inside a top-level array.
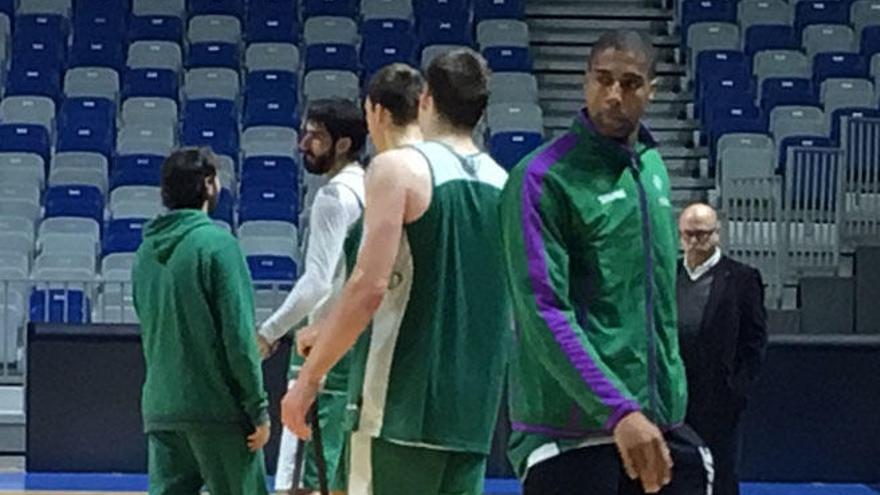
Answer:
[{"left": 133, "top": 209, "right": 268, "bottom": 433}]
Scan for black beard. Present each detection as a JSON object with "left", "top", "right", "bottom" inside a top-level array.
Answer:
[{"left": 304, "top": 149, "right": 337, "bottom": 175}]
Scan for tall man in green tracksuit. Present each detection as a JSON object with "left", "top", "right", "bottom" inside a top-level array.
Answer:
[
  {"left": 500, "top": 31, "right": 714, "bottom": 495},
  {"left": 282, "top": 49, "right": 510, "bottom": 495},
  {"left": 133, "top": 148, "right": 271, "bottom": 495}
]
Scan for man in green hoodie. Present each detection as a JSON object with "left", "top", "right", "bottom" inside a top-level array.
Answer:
[{"left": 133, "top": 147, "right": 271, "bottom": 495}]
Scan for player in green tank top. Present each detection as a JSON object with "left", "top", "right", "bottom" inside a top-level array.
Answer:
[{"left": 282, "top": 50, "right": 512, "bottom": 495}]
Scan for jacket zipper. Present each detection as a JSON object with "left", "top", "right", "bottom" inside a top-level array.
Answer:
[{"left": 630, "top": 155, "right": 660, "bottom": 420}]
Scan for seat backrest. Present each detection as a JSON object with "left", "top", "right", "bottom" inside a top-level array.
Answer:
[
  {"left": 121, "top": 97, "right": 179, "bottom": 126},
  {"left": 0, "top": 153, "right": 45, "bottom": 186},
  {"left": 0, "top": 185, "right": 41, "bottom": 221},
  {"left": 770, "top": 105, "right": 826, "bottom": 141},
  {"left": 127, "top": 41, "right": 183, "bottom": 71},
  {"left": 239, "top": 235, "right": 298, "bottom": 258},
  {"left": 188, "top": 14, "right": 242, "bottom": 43},
  {"left": 245, "top": 43, "right": 300, "bottom": 72},
  {"left": 33, "top": 253, "right": 96, "bottom": 280},
  {"left": 303, "top": 16, "right": 359, "bottom": 45},
  {"left": 420, "top": 44, "right": 469, "bottom": 69},
  {"left": 476, "top": 19, "right": 529, "bottom": 49},
  {"left": 38, "top": 232, "right": 98, "bottom": 257},
  {"left": 738, "top": 0, "right": 793, "bottom": 31},
  {"left": 48, "top": 166, "right": 108, "bottom": 196},
  {"left": 242, "top": 126, "right": 298, "bottom": 158},
  {"left": 184, "top": 68, "right": 241, "bottom": 100},
  {"left": 0, "top": 252, "right": 28, "bottom": 280},
  {"left": 18, "top": 0, "right": 70, "bottom": 17},
  {"left": 802, "top": 24, "right": 856, "bottom": 58},
  {"left": 52, "top": 151, "right": 109, "bottom": 175},
  {"left": 132, "top": 0, "right": 185, "bottom": 17},
  {"left": 64, "top": 67, "right": 120, "bottom": 100},
  {"left": 487, "top": 103, "right": 544, "bottom": 133},
  {"left": 361, "top": 0, "right": 413, "bottom": 20},
  {"left": 101, "top": 252, "right": 136, "bottom": 282},
  {"left": 488, "top": 72, "right": 538, "bottom": 104},
  {"left": 820, "top": 78, "right": 875, "bottom": 112},
  {"left": 0, "top": 96, "right": 56, "bottom": 131},
  {"left": 753, "top": 50, "right": 811, "bottom": 83},
  {"left": 302, "top": 70, "right": 360, "bottom": 102},
  {"left": 851, "top": 0, "right": 880, "bottom": 36},
  {"left": 39, "top": 217, "right": 100, "bottom": 244},
  {"left": 687, "top": 22, "right": 740, "bottom": 54},
  {"left": 238, "top": 220, "right": 298, "bottom": 240}
]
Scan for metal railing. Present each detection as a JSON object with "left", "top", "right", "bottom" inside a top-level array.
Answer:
[{"left": 841, "top": 116, "right": 880, "bottom": 245}]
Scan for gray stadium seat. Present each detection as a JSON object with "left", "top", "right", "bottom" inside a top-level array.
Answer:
[
  {"left": 0, "top": 14, "right": 10, "bottom": 43},
  {"left": 821, "top": 78, "right": 876, "bottom": 114},
  {"left": 0, "top": 168, "right": 41, "bottom": 195},
  {"left": 240, "top": 236, "right": 298, "bottom": 259},
  {"left": 687, "top": 22, "right": 740, "bottom": 66},
  {"left": 18, "top": 0, "right": 71, "bottom": 16},
  {"left": 245, "top": 43, "right": 300, "bottom": 72},
  {"left": 0, "top": 252, "right": 28, "bottom": 279},
  {"left": 242, "top": 127, "right": 299, "bottom": 158},
  {"left": 39, "top": 217, "right": 101, "bottom": 249},
  {"left": 0, "top": 216, "right": 34, "bottom": 257},
  {"left": 122, "top": 97, "right": 179, "bottom": 126},
  {"left": 0, "top": 185, "right": 41, "bottom": 223},
  {"left": 102, "top": 253, "right": 135, "bottom": 282},
  {"left": 851, "top": 0, "right": 880, "bottom": 37},
  {"left": 215, "top": 155, "right": 236, "bottom": 191},
  {"left": 32, "top": 253, "right": 96, "bottom": 281},
  {"left": 0, "top": 96, "right": 55, "bottom": 133},
  {"left": 802, "top": 25, "right": 856, "bottom": 58},
  {"left": 487, "top": 103, "right": 544, "bottom": 134},
  {"left": 753, "top": 50, "right": 811, "bottom": 84},
  {"left": 184, "top": 68, "right": 240, "bottom": 101},
  {"left": 188, "top": 15, "right": 242, "bottom": 44},
  {"left": 871, "top": 53, "right": 880, "bottom": 80},
  {"left": 117, "top": 124, "right": 177, "bottom": 157},
  {"left": 738, "top": 0, "right": 793, "bottom": 31},
  {"left": 0, "top": 290, "right": 24, "bottom": 364},
  {"left": 48, "top": 167, "right": 109, "bottom": 197},
  {"left": 302, "top": 70, "right": 360, "bottom": 102},
  {"left": 421, "top": 44, "right": 469, "bottom": 69},
  {"left": 718, "top": 133, "right": 774, "bottom": 169},
  {"left": 770, "top": 106, "right": 826, "bottom": 141},
  {"left": 361, "top": 0, "right": 413, "bottom": 20},
  {"left": 477, "top": 20, "right": 530, "bottom": 49},
  {"left": 239, "top": 220, "right": 298, "bottom": 242},
  {"left": 64, "top": 68, "right": 120, "bottom": 101},
  {"left": 51, "top": 151, "right": 109, "bottom": 177},
  {"left": 127, "top": 41, "right": 183, "bottom": 71},
  {"left": 0, "top": 153, "right": 44, "bottom": 188},
  {"left": 109, "top": 186, "right": 164, "bottom": 219},
  {"left": 38, "top": 232, "right": 98, "bottom": 258},
  {"left": 132, "top": 0, "right": 185, "bottom": 17},
  {"left": 303, "top": 16, "right": 359, "bottom": 45},
  {"left": 488, "top": 73, "right": 539, "bottom": 104}
]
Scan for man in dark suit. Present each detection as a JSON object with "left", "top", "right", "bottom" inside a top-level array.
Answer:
[{"left": 677, "top": 203, "right": 768, "bottom": 495}]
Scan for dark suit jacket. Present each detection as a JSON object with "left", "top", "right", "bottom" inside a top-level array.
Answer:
[{"left": 678, "top": 255, "right": 768, "bottom": 441}]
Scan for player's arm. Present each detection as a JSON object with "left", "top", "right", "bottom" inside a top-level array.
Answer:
[
  {"left": 297, "top": 152, "right": 407, "bottom": 386},
  {"left": 499, "top": 172, "right": 640, "bottom": 431},
  {"left": 258, "top": 189, "right": 352, "bottom": 343},
  {"left": 209, "top": 240, "right": 270, "bottom": 428}
]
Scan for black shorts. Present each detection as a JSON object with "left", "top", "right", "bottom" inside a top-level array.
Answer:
[{"left": 523, "top": 425, "right": 713, "bottom": 495}]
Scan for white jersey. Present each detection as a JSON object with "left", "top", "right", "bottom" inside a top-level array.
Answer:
[{"left": 259, "top": 163, "right": 365, "bottom": 341}]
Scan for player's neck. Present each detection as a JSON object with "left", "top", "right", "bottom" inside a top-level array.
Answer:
[
  {"left": 387, "top": 124, "right": 422, "bottom": 150},
  {"left": 422, "top": 122, "right": 479, "bottom": 155},
  {"left": 325, "top": 159, "right": 351, "bottom": 179}
]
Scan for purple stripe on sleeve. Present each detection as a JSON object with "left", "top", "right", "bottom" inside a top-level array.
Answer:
[{"left": 520, "top": 133, "right": 640, "bottom": 431}]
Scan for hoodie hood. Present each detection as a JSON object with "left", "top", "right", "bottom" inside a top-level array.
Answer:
[{"left": 142, "top": 209, "right": 214, "bottom": 264}]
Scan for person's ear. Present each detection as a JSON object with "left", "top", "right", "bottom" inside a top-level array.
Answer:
[{"left": 335, "top": 137, "right": 352, "bottom": 157}]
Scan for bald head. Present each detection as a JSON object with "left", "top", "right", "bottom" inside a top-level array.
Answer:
[
  {"left": 679, "top": 203, "right": 717, "bottom": 230},
  {"left": 679, "top": 203, "right": 720, "bottom": 268}
]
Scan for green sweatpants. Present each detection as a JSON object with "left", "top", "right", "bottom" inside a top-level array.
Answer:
[
  {"left": 148, "top": 430, "right": 269, "bottom": 495},
  {"left": 347, "top": 432, "right": 487, "bottom": 495},
  {"left": 302, "top": 392, "right": 348, "bottom": 491}
]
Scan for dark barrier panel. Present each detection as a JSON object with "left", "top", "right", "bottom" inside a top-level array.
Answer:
[{"left": 27, "top": 327, "right": 880, "bottom": 483}]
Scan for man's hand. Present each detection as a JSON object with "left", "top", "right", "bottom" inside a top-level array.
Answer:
[
  {"left": 613, "top": 411, "right": 673, "bottom": 493},
  {"left": 247, "top": 421, "right": 271, "bottom": 452},
  {"left": 296, "top": 326, "right": 320, "bottom": 358},
  {"left": 256, "top": 334, "right": 278, "bottom": 360},
  {"left": 282, "top": 375, "right": 321, "bottom": 440}
]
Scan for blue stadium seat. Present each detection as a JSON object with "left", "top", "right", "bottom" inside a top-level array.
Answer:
[
  {"left": 243, "top": 97, "right": 300, "bottom": 129},
  {"left": 70, "top": 36, "right": 126, "bottom": 71},
  {"left": 182, "top": 121, "right": 240, "bottom": 158},
  {"left": 474, "top": 0, "right": 525, "bottom": 21},
  {"left": 16, "top": 14, "right": 70, "bottom": 43},
  {"left": 761, "top": 78, "right": 817, "bottom": 111},
  {"left": 483, "top": 46, "right": 532, "bottom": 72},
  {"left": 744, "top": 25, "right": 799, "bottom": 56},
  {"left": 45, "top": 185, "right": 105, "bottom": 223},
  {"left": 362, "top": 35, "right": 418, "bottom": 80},
  {"left": 210, "top": 187, "right": 234, "bottom": 225},
  {"left": 489, "top": 131, "right": 542, "bottom": 170},
  {"left": 246, "top": 70, "right": 298, "bottom": 96},
  {"left": 129, "top": 15, "right": 184, "bottom": 43},
  {"left": 681, "top": 0, "right": 737, "bottom": 44},
  {"left": 699, "top": 73, "right": 755, "bottom": 120},
  {"left": 5, "top": 65, "right": 62, "bottom": 103},
  {"left": 0, "top": 124, "right": 51, "bottom": 165},
  {"left": 302, "top": 0, "right": 357, "bottom": 18},
  {"left": 418, "top": 14, "right": 473, "bottom": 46},
  {"left": 189, "top": 0, "right": 245, "bottom": 18},
  {"left": 707, "top": 104, "right": 767, "bottom": 161},
  {"left": 56, "top": 122, "right": 115, "bottom": 159},
  {"left": 248, "top": 0, "right": 300, "bottom": 15},
  {"left": 245, "top": 10, "right": 299, "bottom": 43},
  {"left": 103, "top": 218, "right": 147, "bottom": 255},
  {"left": 0, "top": 0, "right": 13, "bottom": 18},
  {"left": 795, "top": 1, "right": 849, "bottom": 34},
  {"left": 415, "top": 0, "right": 470, "bottom": 18},
  {"left": 305, "top": 43, "right": 360, "bottom": 72},
  {"left": 239, "top": 186, "right": 298, "bottom": 224},
  {"left": 694, "top": 50, "right": 750, "bottom": 100},
  {"left": 187, "top": 42, "right": 241, "bottom": 70},
  {"left": 362, "top": 18, "right": 414, "bottom": 39},
  {"left": 813, "top": 52, "right": 869, "bottom": 84},
  {"left": 829, "top": 107, "right": 880, "bottom": 143},
  {"left": 861, "top": 26, "right": 880, "bottom": 57},
  {"left": 12, "top": 36, "right": 66, "bottom": 70},
  {"left": 59, "top": 98, "right": 116, "bottom": 136},
  {"left": 76, "top": 0, "right": 130, "bottom": 18},
  {"left": 29, "top": 289, "right": 90, "bottom": 324},
  {"left": 183, "top": 99, "right": 238, "bottom": 125},
  {"left": 778, "top": 135, "right": 836, "bottom": 172},
  {"left": 241, "top": 156, "right": 298, "bottom": 188},
  {"left": 122, "top": 69, "right": 179, "bottom": 99},
  {"left": 111, "top": 154, "right": 164, "bottom": 189},
  {"left": 247, "top": 255, "right": 297, "bottom": 282},
  {"left": 73, "top": 12, "right": 126, "bottom": 41}
]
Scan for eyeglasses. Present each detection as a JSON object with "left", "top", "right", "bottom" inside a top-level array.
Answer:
[{"left": 680, "top": 228, "right": 717, "bottom": 240}]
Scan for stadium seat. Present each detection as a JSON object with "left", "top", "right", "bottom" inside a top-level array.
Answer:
[
  {"left": 15, "top": 14, "right": 70, "bottom": 44},
  {"left": 0, "top": 0, "right": 11, "bottom": 17},
  {"left": 0, "top": 184, "right": 41, "bottom": 222},
  {"left": 487, "top": 73, "right": 538, "bottom": 105},
  {"left": 414, "top": 0, "right": 468, "bottom": 18},
  {"left": 420, "top": 44, "right": 467, "bottom": 69},
  {"left": 699, "top": 73, "right": 755, "bottom": 119},
  {"left": 744, "top": 25, "right": 798, "bottom": 56},
  {"left": 188, "top": 14, "right": 241, "bottom": 43},
  {"left": 18, "top": 0, "right": 71, "bottom": 16},
  {"left": 802, "top": 25, "right": 856, "bottom": 58},
  {"left": 122, "top": 68, "right": 179, "bottom": 100},
  {"left": 184, "top": 68, "right": 241, "bottom": 101},
  {"left": 361, "top": 0, "right": 412, "bottom": 20},
  {"left": 127, "top": 41, "right": 183, "bottom": 71},
  {"left": 56, "top": 122, "right": 114, "bottom": 159},
  {"left": 183, "top": 98, "right": 237, "bottom": 125},
  {"left": 418, "top": 14, "right": 473, "bottom": 46},
  {"left": 188, "top": 0, "right": 245, "bottom": 18},
  {"left": 48, "top": 167, "right": 108, "bottom": 197},
  {"left": 240, "top": 187, "right": 299, "bottom": 224},
  {"left": 73, "top": 12, "right": 126, "bottom": 41},
  {"left": 245, "top": 9, "right": 299, "bottom": 43},
  {"left": 242, "top": 126, "right": 298, "bottom": 158},
  {"left": 706, "top": 104, "right": 767, "bottom": 160},
  {"left": 240, "top": 236, "right": 298, "bottom": 260},
  {"left": 474, "top": 0, "right": 524, "bottom": 22},
  {"left": 29, "top": 289, "right": 90, "bottom": 324},
  {"left": 12, "top": 35, "right": 66, "bottom": 71},
  {"left": 302, "top": 70, "right": 361, "bottom": 102},
  {"left": 872, "top": 53, "right": 880, "bottom": 79},
  {"left": 694, "top": 51, "right": 750, "bottom": 101},
  {"left": 50, "top": 152, "right": 109, "bottom": 194},
  {"left": 718, "top": 133, "right": 776, "bottom": 179},
  {"left": 241, "top": 156, "right": 298, "bottom": 188},
  {"left": 813, "top": 53, "right": 869, "bottom": 85},
  {"left": 688, "top": 22, "right": 740, "bottom": 64},
  {"left": 245, "top": 43, "right": 300, "bottom": 72},
  {"left": 186, "top": 42, "right": 240, "bottom": 69},
  {"left": 75, "top": 0, "right": 128, "bottom": 17},
  {"left": 210, "top": 188, "right": 234, "bottom": 225},
  {"left": 753, "top": 50, "right": 811, "bottom": 83},
  {"left": 362, "top": 18, "right": 413, "bottom": 39},
  {"left": 681, "top": 0, "right": 737, "bottom": 44},
  {"left": 777, "top": 134, "right": 836, "bottom": 173},
  {"left": 121, "top": 97, "right": 179, "bottom": 126},
  {"left": 64, "top": 67, "right": 120, "bottom": 101},
  {"left": 852, "top": 0, "right": 880, "bottom": 37},
  {"left": 303, "top": 16, "right": 358, "bottom": 45},
  {"left": 361, "top": 35, "right": 417, "bottom": 80},
  {"left": 861, "top": 26, "right": 880, "bottom": 57},
  {"left": 302, "top": 0, "right": 357, "bottom": 18},
  {"left": 821, "top": 78, "right": 875, "bottom": 113},
  {"left": 111, "top": 154, "right": 164, "bottom": 189},
  {"left": 103, "top": 218, "right": 147, "bottom": 255},
  {"left": 5, "top": 65, "right": 61, "bottom": 102},
  {"left": 0, "top": 124, "right": 51, "bottom": 165},
  {"left": 486, "top": 103, "right": 544, "bottom": 134},
  {"left": 477, "top": 19, "right": 529, "bottom": 49},
  {"left": 133, "top": 0, "right": 185, "bottom": 17},
  {"left": 829, "top": 107, "right": 880, "bottom": 143},
  {"left": 109, "top": 186, "right": 162, "bottom": 219},
  {"left": 44, "top": 185, "right": 104, "bottom": 224},
  {"left": 38, "top": 217, "right": 100, "bottom": 249},
  {"left": 117, "top": 123, "right": 177, "bottom": 156},
  {"left": 0, "top": 153, "right": 45, "bottom": 189},
  {"left": 243, "top": 97, "right": 300, "bottom": 129},
  {"left": 761, "top": 78, "right": 817, "bottom": 112},
  {"left": 102, "top": 252, "right": 135, "bottom": 282},
  {"left": 245, "top": 70, "right": 298, "bottom": 98},
  {"left": 483, "top": 46, "right": 533, "bottom": 72},
  {"left": 129, "top": 15, "right": 184, "bottom": 43},
  {"left": 247, "top": 255, "right": 297, "bottom": 282},
  {"left": 238, "top": 220, "right": 298, "bottom": 246},
  {"left": 59, "top": 97, "right": 115, "bottom": 129},
  {"left": 0, "top": 96, "right": 56, "bottom": 134},
  {"left": 795, "top": 1, "right": 849, "bottom": 35},
  {"left": 489, "top": 131, "right": 542, "bottom": 170},
  {"left": 305, "top": 43, "right": 360, "bottom": 72},
  {"left": 69, "top": 36, "right": 126, "bottom": 71},
  {"left": 738, "top": 0, "right": 793, "bottom": 32},
  {"left": 182, "top": 121, "right": 240, "bottom": 158},
  {"left": 0, "top": 219, "right": 35, "bottom": 257},
  {"left": 770, "top": 105, "right": 826, "bottom": 143}
]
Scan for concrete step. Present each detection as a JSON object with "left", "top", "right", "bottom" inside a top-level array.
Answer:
[{"left": 526, "top": 1, "right": 672, "bottom": 20}]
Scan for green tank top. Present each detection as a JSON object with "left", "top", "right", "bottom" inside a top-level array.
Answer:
[{"left": 345, "top": 141, "right": 512, "bottom": 454}]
